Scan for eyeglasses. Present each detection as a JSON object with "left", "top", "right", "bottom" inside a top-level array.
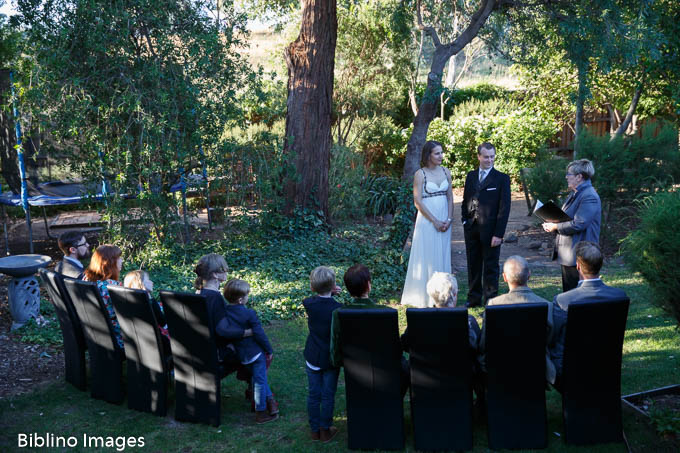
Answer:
[
  {"left": 566, "top": 173, "right": 579, "bottom": 177},
  {"left": 75, "top": 241, "right": 88, "bottom": 248}
]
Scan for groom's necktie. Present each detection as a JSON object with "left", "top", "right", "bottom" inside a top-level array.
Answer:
[{"left": 479, "top": 169, "right": 486, "bottom": 183}]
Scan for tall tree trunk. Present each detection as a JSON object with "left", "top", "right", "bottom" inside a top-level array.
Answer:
[
  {"left": 283, "top": 0, "right": 337, "bottom": 218},
  {"left": 573, "top": 62, "right": 589, "bottom": 158},
  {"left": 0, "top": 69, "right": 21, "bottom": 193},
  {"left": 402, "top": 0, "right": 497, "bottom": 181}
]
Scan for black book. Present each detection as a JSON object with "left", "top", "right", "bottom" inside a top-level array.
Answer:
[{"left": 533, "top": 200, "right": 572, "bottom": 223}]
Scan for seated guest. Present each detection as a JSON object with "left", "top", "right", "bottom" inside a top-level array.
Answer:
[
  {"left": 478, "top": 255, "right": 558, "bottom": 385},
  {"left": 223, "top": 279, "right": 279, "bottom": 425},
  {"left": 550, "top": 241, "right": 627, "bottom": 381},
  {"left": 400, "top": 272, "right": 480, "bottom": 351},
  {"left": 303, "top": 266, "right": 342, "bottom": 443},
  {"left": 193, "top": 254, "right": 253, "bottom": 397},
  {"left": 83, "top": 244, "right": 124, "bottom": 349},
  {"left": 553, "top": 241, "right": 627, "bottom": 311},
  {"left": 330, "top": 264, "right": 409, "bottom": 396},
  {"left": 124, "top": 270, "right": 171, "bottom": 349},
  {"left": 55, "top": 231, "right": 90, "bottom": 279}
]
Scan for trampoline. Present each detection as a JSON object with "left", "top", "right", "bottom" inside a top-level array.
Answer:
[{"left": 2, "top": 70, "right": 213, "bottom": 254}]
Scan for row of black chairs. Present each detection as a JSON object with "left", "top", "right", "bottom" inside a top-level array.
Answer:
[
  {"left": 338, "top": 300, "right": 629, "bottom": 451},
  {"left": 40, "top": 268, "right": 238, "bottom": 426},
  {"left": 41, "top": 267, "right": 629, "bottom": 449}
]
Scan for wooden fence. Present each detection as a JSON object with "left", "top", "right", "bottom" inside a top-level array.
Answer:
[{"left": 548, "top": 113, "right": 669, "bottom": 158}]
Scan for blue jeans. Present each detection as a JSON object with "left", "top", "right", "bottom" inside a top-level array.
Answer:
[
  {"left": 248, "top": 355, "right": 273, "bottom": 412},
  {"left": 306, "top": 366, "right": 340, "bottom": 431}
]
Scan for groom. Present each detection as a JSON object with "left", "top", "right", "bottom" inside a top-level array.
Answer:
[{"left": 461, "top": 142, "right": 511, "bottom": 307}]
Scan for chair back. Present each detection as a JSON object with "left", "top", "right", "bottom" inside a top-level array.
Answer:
[
  {"left": 160, "top": 289, "right": 221, "bottom": 426},
  {"left": 561, "top": 298, "right": 630, "bottom": 445},
  {"left": 338, "top": 308, "right": 404, "bottom": 450},
  {"left": 108, "top": 285, "right": 170, "bottom": 416},
  {"left": 485, "top": 303, "right": 548, "bottom": 450},
  {"left": 39, "top": 268, "right": 87, "bottom": 390},
  {"left": 63, "top": 278, "right": 124, "bottom": 404},
  {"left": 406, "top": 307, "right": 473, "bottom": 451}
]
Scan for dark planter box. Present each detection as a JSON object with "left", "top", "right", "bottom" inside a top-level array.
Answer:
[{"left": 621, "top": 384, "right": 680, "bottom": 417}]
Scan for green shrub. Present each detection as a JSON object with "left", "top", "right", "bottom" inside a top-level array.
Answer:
[
  {"left": 622, "top": 191, "right": 680, "bottom": 326},
  {"left": 578, "top": 123, "right": 680, "bottom": 203},
  {"left": 416, "top": 100, "right": 558, "bottom": 186},
  {"left": 328, "top": 145, "right": 368, "bottom": 221},
  {"left": 354, "top": 114, "right": 408, "bottom": 174},
  {"left": 363, "top": 175, "right": 402, "bottom": 216},
  {"left": 387, "top": 182, "right": 417, "bottom": 250},
  {"left": 524, "top": 157, "right": 570, "bottom": 205}
]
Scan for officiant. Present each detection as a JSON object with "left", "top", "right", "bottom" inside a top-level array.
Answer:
[{"left": 542, "top": 159, "right": 601, "bottom": 292}]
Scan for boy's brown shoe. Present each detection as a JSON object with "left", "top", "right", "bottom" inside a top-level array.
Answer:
[
  {"left": 310, "top": 431, "right": 320, "bottom": 441},
  {"left": 267, "top": 397, "right": 279, "bottom": 415},
  {"left": 255, "top": 411, "right": 279, "bottom": 424},
  {"left": 320, "top": 426, "right": 338, "bottom": 443}
]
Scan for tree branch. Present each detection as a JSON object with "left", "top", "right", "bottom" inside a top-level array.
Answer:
[
  {"left": 416, "top": 0, "right": 442, "bottom": 47},
  {"left": 613, "top": 79, "right": 644, "bottom": 139}
]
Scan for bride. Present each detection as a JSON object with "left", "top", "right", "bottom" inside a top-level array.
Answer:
[{"left": 400, "top": 141, "right": 453, "bottom": 307}]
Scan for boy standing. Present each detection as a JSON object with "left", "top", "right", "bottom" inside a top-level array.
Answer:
[
  {"left": 223, "top": 279, "right": 279, "bottom": 424},
  {"left": 303, "top": 266, "right": 342, "bottom": 442}
]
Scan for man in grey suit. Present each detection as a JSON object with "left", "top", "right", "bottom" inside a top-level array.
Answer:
[
  {"left": 542, "top": 159, "right": 601, "bottom": 292},
  {"left": 549, "top": 241, "right": 627, "bottom": 380},
  {"left": 54, "top": 231, "right": 90, "bottom": 279},
  {"left": 553, "top": 241, "right": 627, "bottom": 311},
  {"left": 478, "top": 255, "right": 557, "bottom": 384}
]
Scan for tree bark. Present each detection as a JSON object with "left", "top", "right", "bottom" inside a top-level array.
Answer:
[
  {"left": 573, "top": 62, "right": 589, "bottom": 157},
  {"left": 283, "top": 0, "right": 337, "bottom": 218},
  {"left": 402, "top": 0, "right": 497, "bottom": 181},
  {"left": 613, "top": 81, "right": 643, "bottom": 139},
  {"left": 0, "top": 69, "right": 21, "bottom": 193}
]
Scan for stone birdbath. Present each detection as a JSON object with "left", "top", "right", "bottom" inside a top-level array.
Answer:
[{"left": 0, "top": 254, "right": 52, "bottom": 330}]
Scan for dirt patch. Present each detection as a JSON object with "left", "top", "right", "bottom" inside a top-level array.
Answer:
[
  {"left": 0, "top": 274, "right": 65, "bottom": 399},
  {"left": 450, "top": 190, "right": 559, "bottom": 274}
]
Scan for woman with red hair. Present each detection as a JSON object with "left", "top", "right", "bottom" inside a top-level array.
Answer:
[{"left": 84, "top": 244, "right": 124, "bottom": 349}]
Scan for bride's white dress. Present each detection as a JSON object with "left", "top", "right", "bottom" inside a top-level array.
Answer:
[{"left": 400, "top": 170, "right": 452, "bottom": 307}]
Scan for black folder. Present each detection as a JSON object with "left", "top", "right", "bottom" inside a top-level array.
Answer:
[{"left": 534, "top": 201, "right": 572, "bottom": 223}]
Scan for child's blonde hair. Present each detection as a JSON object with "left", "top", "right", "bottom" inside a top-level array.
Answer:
[
  {"left": 223, "top": 279, "right": 250, "bottom": 304},
  {"left": 310, "top": 266, "right": 336, "bottom": 294},
  {"left": 124, "top": 270, "right": 149, "bottom": 290},
  {"left": 194, "top": 254, "right": 229, "bottom": 290}
]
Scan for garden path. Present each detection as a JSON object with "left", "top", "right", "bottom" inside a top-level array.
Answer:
[{"left": 448, "top": 190, "right": 559, "bottom": 274}]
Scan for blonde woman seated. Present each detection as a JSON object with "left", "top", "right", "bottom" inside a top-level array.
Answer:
[
  {"left": 124, "top": 270, "right": 171, "bottom": 349},
  {"left": 400, "top": 272, "right": 480, "bottom": 351}
]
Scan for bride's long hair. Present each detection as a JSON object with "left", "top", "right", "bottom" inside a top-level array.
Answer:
[{"left": 420, "top": 140, "right": 445, "bottom": 167}]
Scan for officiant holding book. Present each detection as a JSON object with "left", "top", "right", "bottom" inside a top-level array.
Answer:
[{"left": 542, "top": 159, "right": 601, "bottom": 292}]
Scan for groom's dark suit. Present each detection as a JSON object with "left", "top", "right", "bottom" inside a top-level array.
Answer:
[{"left": 461, "top": 167, "right": 511, "bottom": 305}]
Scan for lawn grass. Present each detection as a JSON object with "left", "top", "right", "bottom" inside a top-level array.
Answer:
[{"left": 1, "top": 262, "right": 678, "bottom": 452}]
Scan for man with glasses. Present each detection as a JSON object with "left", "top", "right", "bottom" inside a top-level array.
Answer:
[
  {"left": 542, "top": 159, "right": 601, "bottom": 292},
  {"left": 55, "top": 231, "right": 91, "bottom": 279}
]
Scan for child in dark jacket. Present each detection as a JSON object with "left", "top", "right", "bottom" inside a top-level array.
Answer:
[
  {"left": 223, "top": 279, "right": 279, "bottom": 424},
  {"left": 302, "top": 266, "right": 342, "bottom": 443}
]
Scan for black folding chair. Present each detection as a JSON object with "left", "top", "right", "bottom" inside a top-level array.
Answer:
[
  {"left": 108, "top": 285, "right": 171, "bottom": 416},
  {"left": 406, "top": 307, "right": 473, "bottom": 451},
  {"left": 485, "top": 303, "right": 548, "bottom": 450},
  {"left": 338, "top": 308, "right": 404, "bottom": 450},
  {"left": 561, "top": 298, "right": 630, "bottom": 445},
  {"left": 39, "top": 269, "right": 87, "bottom": 391},
  {"left": 160, "top": 290, "right": 224, "bottom": 426},
  {"left": 63, "top": 278, "right": 124, "bottom": 404}
]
